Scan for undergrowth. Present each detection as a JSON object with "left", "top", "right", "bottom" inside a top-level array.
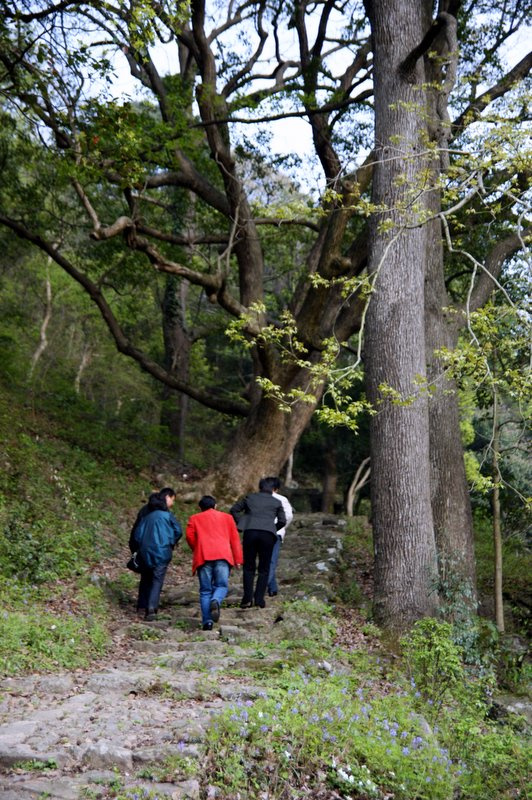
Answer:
[
  {"left": 203, "top": 607, "right": 530, "bottom": 800},
  {"left": 0, "top": 579, "right": 109, "bottom": 673},
  {"left": 0, "top": 381, "right": 151, "bottom": 675}
]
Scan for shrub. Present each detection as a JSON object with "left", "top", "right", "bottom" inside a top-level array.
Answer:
[
  {"left": 206, "top": 670, "right": 458, "bottom": 800},
  {"left": 400, "top": 619, "right": 464, "bottom": 713}
]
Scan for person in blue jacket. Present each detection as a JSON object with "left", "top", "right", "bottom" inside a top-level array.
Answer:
[{"left": 133, "top": 488, "right": 182, "bottom": 621}]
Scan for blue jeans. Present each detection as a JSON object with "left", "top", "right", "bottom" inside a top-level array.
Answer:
[
  {"left": 267, "top": 535, "right": 282, "bottom": 593},
  {"left": 197, "top": 560, "right": 230, "bottom": 624}
]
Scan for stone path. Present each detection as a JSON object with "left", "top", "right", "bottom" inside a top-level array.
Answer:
[{"left": 0, "top": 515, "right": 348, "bottom": 799}]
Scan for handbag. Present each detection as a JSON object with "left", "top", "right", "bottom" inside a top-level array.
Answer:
[{"left": 126, "top": 552, "right": 142, "bottom": 573}]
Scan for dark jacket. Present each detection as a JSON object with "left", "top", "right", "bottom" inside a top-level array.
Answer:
[
  {"left": 129, "top": 493, "right": 164, "bottom": 553},
  {"left": 230, "top": 491, "right": 286, "bottom": 536},
  {"left": 133, "top": 509, "right": 182, "bottom": 568}
]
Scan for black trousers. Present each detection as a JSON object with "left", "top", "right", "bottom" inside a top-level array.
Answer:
[
  {"left": 137, "top": 562, "right": 168, "bottom": 612},
  {"left": 242, "top": 529, "right": 277, "bottom": 606}
]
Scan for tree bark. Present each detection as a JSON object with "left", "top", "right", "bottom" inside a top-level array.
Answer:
[
  {"left": 161, "top": 275, "right": 192, "bottom": 462},
  {"left": 29, "top": 259, "right": 53, "bottom": 379},
  {"left": 74, "top": 341, "right": 92, "bottom": 395},
  {"left": 212, "top": 366, "right": 325, "bottom": 499},
  {"left": 425, "top": 215, "right": 477, "bottom": 596},
  {"left": 346, "top": 457, "right": 370, "bottom": 517},
  {"left": 284, "top": 451, "right": 295, "bottom": 487},
  {"left": 365, "top": 0, "right": 438, "bottom": 628},
  {"left": 422, "top": 13, "right": 477, "bottom": 601}
]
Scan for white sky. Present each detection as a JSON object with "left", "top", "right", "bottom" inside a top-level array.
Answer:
[{"left": 103, "top": 15, "right": 530, "bottom": 191}]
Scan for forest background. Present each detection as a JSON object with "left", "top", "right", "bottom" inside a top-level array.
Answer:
[
  {"left": 0, "top": 0, "right": 530, "bottom": 626},
  {"left": 0, "top": 1, "right": 530, "bottom": 797}
]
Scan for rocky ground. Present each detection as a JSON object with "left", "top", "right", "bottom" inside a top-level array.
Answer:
[{"left": 0, "top": 514, "right": 356, "bottom": 799}]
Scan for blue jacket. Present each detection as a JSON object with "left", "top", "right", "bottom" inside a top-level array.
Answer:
[{"left": 134, "top": 509, "right": 182, "bottom": 568}]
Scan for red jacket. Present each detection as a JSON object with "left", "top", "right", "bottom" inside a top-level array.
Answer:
[{"left": 186, "top": 508, "right": 243, "bottom": 574}]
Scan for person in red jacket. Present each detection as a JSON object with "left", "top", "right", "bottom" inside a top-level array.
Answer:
[{"left": 186, "top": 495, "right": 243, "bottom": 630}]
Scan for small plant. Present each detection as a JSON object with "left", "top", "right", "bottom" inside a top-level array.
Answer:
[
  {"left": 107, "top": 572, "right": 137, "bottom": 605},
  {"left": 128, "top": 623, "right": 164, "bottom": 641},
  {"left": 401, "top": 618, "right": 464, "bottom": 713},
  {"left": 496, "top": 635, "right": 531, "bottom": 694},
  {"left": 111, "top": 789, "right": 174, "bottom": 800},
  {"left": 336, "top": 576, "right": 364, "bottom": 606},
  {"left": 12, "top": 759, "right": 57, "bottom": 771},
  {"left": 361, "top": 622, "right": 381, "bottom": 638},
  {"left": 329, "top": 760, "right": 380, "bottom": 797},
  {"left": 108, "top": 775, "right": 124, "bottom": 793},
  {"left": 136, "top": 751, "right": 198, "bottom": 782},
  {"left": 80, "top": 789, "right": 99, "bottom": 799},
  {"left": 280, "top": 597, "right": 337, "bottom": 645}
]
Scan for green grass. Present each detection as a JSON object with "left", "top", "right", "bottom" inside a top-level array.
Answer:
[
  {"left": 0, "top": 580, "right": 109, "bottom": 674},
  {"left": 0, "top": 380, "right": 152, "bottom": 676}
]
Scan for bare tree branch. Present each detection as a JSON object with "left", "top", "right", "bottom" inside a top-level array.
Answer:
[
  {"left": 452, "top": 51, "right": 532, "bottom": 137},
  {"left": 1, "top": 0, "right": 77, "bottom": 22},
  {"left": 400, "top": 13, "right": 450, "bottom": 79},
  {"left": 466, "top": 228, "right": 532, "bottom": 314},
  {"left": 221, "top": 3, "right": 268, "bottom": 97}
]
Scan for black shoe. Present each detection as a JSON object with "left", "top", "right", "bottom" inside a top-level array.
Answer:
[
  {"left": 268, "top": 590, "right": 278, "bottom": 597},
  {"left": 202, "top": 622, "right": 213, "bottom": 631},
  {"left": 145, "top": 609, "right": 157, "bottom": 622},
  {"left": 240, "top": 600, "right": 253, "bottom": 609},
  {"left": 210, "top": 600, "right": 220, "bottom": 622},
  {"left": 255, "top": 600, "right": 266, "bottom": 608}
]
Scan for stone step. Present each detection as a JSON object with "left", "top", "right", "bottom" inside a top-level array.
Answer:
[
  {"left": 0, "top": 772, "right": 201, "bottom": 799},
  {"left": 0, "top": 513, "right": 346, "bottom": 798}
]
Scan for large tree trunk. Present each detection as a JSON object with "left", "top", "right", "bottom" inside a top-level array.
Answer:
[
  {"left": 365, "top": 0, "right": 438, "bottom": 628},
  {"left": 422, "top": 21, "right": 477, "bottom": 603},
  {"left": 161, "top": 275, "right": 192, "bottom": 461},
  {"left": 213, "top": 366, "right": 325, "bottom": 500},
  {"left": 425, "top": 213, "right": 477, "bottom": 597}
]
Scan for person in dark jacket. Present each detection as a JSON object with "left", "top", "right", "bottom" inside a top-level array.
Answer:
[
  {"left": 230, "top": 477, "right": 286, "bottom": 609},
  {"left": 132, "top": 488, "right": 182, "bottom": 621},
  {"left": 128, "top": 487, "right": 175, "bottom": 554}
]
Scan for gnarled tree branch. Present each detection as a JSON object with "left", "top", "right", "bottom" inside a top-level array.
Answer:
[{"left": 0, "top": 213, "right": 250, "bottom": 417}]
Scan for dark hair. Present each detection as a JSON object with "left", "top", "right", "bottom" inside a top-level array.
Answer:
[
  {"left": 148, "top": 487, "right": 176, "bottom": 512},
  {"left": 199, "top": 495, "right": 216, "bottom": 511},
  {"left": 258, "top": 477, "right": 277, "bottom": 493},
  {"left": 159, "top": 487, "right": 176, "bottom": 500},
  {"left": 148, "top": 494, "right": 166, "bottom": 511},
  {"left": 265, "top": 476, "right": 281, "bottom": 491}
]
